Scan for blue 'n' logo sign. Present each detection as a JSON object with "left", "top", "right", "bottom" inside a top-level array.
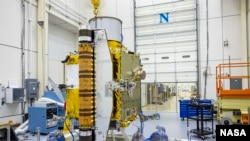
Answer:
[{"left": 159, "top": 13, "right": 169, "bottom": 23}]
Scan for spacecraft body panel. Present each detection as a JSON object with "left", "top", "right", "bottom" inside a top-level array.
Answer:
[{"left": 120, "top": 52, "right": 141, "bottom": 123}]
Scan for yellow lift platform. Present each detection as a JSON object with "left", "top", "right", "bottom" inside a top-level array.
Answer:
[{"left": 216, "top": 62, "right": 250, "bottom": 125}]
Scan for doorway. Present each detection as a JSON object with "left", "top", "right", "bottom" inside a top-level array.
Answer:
[{"left": 141, "top": 82, "right": 197, "bottom": 113}]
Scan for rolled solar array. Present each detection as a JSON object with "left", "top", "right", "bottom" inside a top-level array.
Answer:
[{"left": 78, "top": 25, "right": 96, "bottom": 141}]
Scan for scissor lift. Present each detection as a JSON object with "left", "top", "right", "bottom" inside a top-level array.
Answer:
[{"left": 216, "top": 62, "right": 250, "bottom": 125}]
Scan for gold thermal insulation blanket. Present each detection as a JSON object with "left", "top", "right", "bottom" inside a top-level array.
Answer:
[{"left": 78, "top": 44, "right": 96, "bottom": 128}]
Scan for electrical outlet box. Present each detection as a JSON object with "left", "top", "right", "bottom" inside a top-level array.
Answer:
[
  {"left": 6, "top": 88, "right": 25, "bottom": 103},
  {"left": 26, "top": 79, "right": 38, "bottom": 99}
]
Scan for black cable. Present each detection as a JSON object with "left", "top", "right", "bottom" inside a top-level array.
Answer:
[
  {"left": 21, "top": 0, "right": 26, "bottom": 123},
  {"left": 204, "top": 0, "right": 209, "bottom": 99},
  {"left": 195, "top": 0, "right": 200, "bottom": 96},
  {"left": 61, "top": 55, "right": 70, "bottom": 63}
]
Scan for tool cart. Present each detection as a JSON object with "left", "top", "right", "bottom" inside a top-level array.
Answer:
[
  {"left": 179, "top": 99, "right": 212, "bottom": 120},
  {"left": 186, "top": 103, "right": 215, "bottom": 140}
]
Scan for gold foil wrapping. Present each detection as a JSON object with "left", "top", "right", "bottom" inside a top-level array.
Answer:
[{"left": 78, "top": 44, "right": 96, "bottom": 128}]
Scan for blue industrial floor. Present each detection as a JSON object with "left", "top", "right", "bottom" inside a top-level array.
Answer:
[{"left": 18, "top": 112, "right": 217, "bottom": 141}]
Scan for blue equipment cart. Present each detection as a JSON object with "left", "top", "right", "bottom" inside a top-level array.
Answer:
[{"left": 179, "top": 99, "right": 212, "bottom": 121}]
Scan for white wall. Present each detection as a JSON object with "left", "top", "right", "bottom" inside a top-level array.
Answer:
[
  {"left": 0, "top": 0, "right": 85, "bottom": 124},
  {"left": 117, "top": 0, "right": 135, "bottom": 50},
  {"left": 198, "top": 0, "right": 245, "bottom": 100},
  {"left": 0, "top": 0, "right": 38, "bottom": 124},
  {"left": 48, "top": 23, "right": 77, "bottom": 85},
  {"left": 0, "top": 0, "right": 33, "bottom": 87}
]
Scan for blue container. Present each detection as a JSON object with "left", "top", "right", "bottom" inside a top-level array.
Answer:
[{"left": 179, "top": 99, "right": 212, "bottom": 120}]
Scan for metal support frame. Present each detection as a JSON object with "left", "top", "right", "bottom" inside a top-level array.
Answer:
[{"left": 0, "top": 121, "right": 12, "bottom": 141}]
